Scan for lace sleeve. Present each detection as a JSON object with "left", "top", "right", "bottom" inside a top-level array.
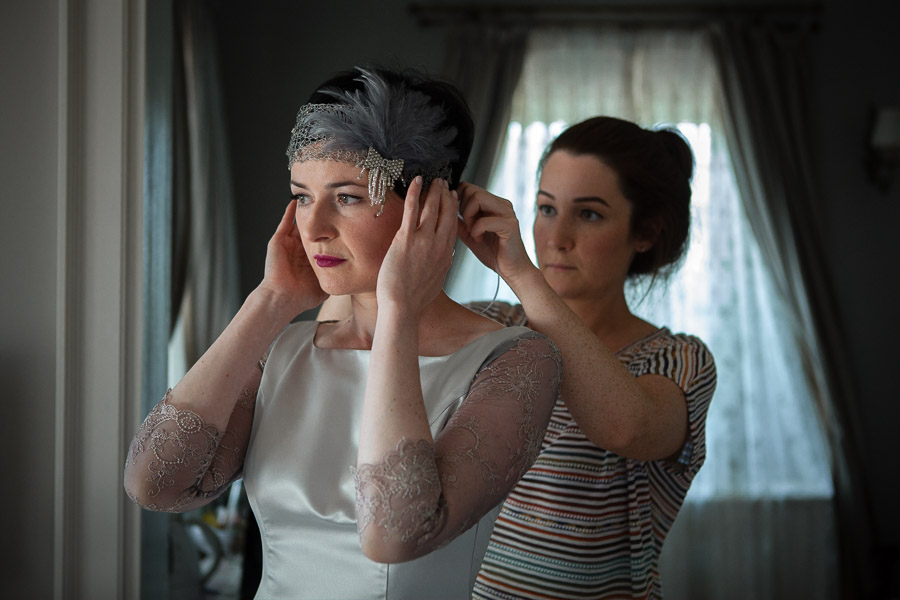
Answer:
[
  {"left": 352, "top": 332, "right": 561, "bottom": 561},
  {"left": 123, "top": 367, "right": 261, "bottom": 513}
]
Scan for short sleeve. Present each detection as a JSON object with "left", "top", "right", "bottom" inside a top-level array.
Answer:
[
  {"left": 465, "top": 301, "right": 528, "bottom": 328},
  {"left": 631, "top": 334, "right": 717, "bottom": 477}
]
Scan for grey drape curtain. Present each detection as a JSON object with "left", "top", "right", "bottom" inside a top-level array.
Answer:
[
  {"left": 171, "top": 0, "right": 240, "bottom": 367},
  {"left": 440, "top": 25, "right": 528, "bottom": 187},
  {"left": 710, "top": 20, "right": 874, "bottom": 597},
  {"left": 440, "top": 24, "right": 528, "bottom": 291}
]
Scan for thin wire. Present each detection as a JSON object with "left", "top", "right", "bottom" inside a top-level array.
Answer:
[{"left": 477, "top": 261, "right": 502, "bottom": 316}]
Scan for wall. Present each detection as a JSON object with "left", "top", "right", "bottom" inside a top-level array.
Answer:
[
  {"left": 2, "top": 1, "right": 145, "bottom": 598},
  {"left": 0, "top": 1, "right": 60, "bottom": 598},
  {"left": 817, "top": 0, "right": 900, "bottom": 555}
]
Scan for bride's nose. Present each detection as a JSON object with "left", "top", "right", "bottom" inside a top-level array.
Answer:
[{"left": 297, "top": 200, "right": 337, "bottom": 242}]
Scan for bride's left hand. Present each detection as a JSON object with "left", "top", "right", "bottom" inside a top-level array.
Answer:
[{"left": 377, "top": 177, "right": 457, "bottom": 316}]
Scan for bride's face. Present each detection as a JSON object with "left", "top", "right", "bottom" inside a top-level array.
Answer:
[{"left": 289, "top": 159, "right": 403, "bottom": 296}]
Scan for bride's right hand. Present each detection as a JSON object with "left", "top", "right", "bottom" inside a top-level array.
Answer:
[{"left": 260, "top": 199, "right": 327, "bottom": 313}]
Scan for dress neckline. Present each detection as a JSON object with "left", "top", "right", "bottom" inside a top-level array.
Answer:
[{"left": 310, "top": 320, "right": 529, "bottom": 359}]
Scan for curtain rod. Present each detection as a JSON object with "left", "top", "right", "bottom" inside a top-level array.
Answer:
[{"left": 409, "top": 2, "right": 822, "bottom": 27}]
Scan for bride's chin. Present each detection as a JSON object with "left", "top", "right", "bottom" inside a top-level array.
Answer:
[
  {"left": 319, "top": 283, "right": 348, "bottom": 297},
  {"left": 318, "top": 281, "right": 373, "bottom": 298}
]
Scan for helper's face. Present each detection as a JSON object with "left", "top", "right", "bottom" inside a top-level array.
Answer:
[
  {"left": 290, "top": 159, "right": 403, "bottom": 296},
  {"left": 533, "top": 151, "right": 645, "bottom": 302}
]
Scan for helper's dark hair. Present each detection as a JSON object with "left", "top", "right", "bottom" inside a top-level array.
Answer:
[
  {"left": 307, "top": 65, "right": 474, "bottom": 196},
  {"left": 539, "top": 116, "right": 694, "bottom": 279}
]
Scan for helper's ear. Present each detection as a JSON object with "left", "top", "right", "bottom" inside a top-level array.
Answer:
[{"left": 634, "top": 216, "right": 663, "bottom": 253}]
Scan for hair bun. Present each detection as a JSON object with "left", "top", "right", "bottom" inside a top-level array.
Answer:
[{"left": 654, "top": 128, "right": 695, "bottom": 181}]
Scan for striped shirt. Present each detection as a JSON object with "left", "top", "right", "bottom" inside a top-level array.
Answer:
[{"left": 470, "top": 302, "right": 716, "bottom": 600}]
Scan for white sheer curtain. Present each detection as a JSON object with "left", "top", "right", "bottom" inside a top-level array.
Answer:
[{"left": 447, "top": 27, "right": 837, "bottom": 599}]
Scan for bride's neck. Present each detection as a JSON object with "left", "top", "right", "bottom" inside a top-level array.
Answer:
[{"left": 325, "top": 292, "right": 459, "bottom": 351}]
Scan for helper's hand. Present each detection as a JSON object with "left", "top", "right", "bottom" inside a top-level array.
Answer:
[{"left": 457, "top": 182, "right": 537, "bottom": 285}]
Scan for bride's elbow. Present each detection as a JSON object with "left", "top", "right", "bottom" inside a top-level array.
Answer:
[
  {"left": 122, "top": 464, "right": 190, "bottom": 512},
  {"left": 123, "top": 470, "right": 156, "bottom": 510},
  {"left": 357, "top": 509, "right": 449, "bottom": 564},
  {"left": 359, "top": 535, "right": 407, "bottom": 564},
  {"left": 358, "top": 531, "right": 426, "bottom": 564}
]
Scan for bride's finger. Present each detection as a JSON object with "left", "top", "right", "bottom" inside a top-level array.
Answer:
[
  {"left": 275, "top": 199, "right": 297, "bottom": 235},
  {"left": 400, "top": 176, "right": 423, "bottom": 234},
  {"left": 436, "top": 187, "right": 458, "bottom": 246},
  {"left": 417, "top": 178, "right": 444, "bottom": 230}
]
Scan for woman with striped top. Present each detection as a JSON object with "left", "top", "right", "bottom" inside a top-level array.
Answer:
[{"left": 456, "top": 116, "right": 717, "bottom": 599}]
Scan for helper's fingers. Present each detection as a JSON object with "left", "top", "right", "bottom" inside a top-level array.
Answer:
[
  {"left": 458, "top": 185, "right": 513, "bottom": 229},
  {"left": 457, "top": 183, "right": 484, "bottom": 226},
  {"left": 470, "top": 215, "right": 516, "bottom": 241}
]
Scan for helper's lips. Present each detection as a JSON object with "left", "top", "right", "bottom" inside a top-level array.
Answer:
[
  {"left": 314, "top": 255, "right": 347, "bottom": 268},
  {"left": 544, "top": 263, "right": 575, "bottom": 271}
]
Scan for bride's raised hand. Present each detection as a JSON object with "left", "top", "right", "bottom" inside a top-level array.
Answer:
[
  {"left": 261, "top": 199, "right": 327, "bottom": 314},
  {"left": 456, "top": 182, "right": 535, "bottom": 284},
  {"left": 377, "top": 177, "right": 456, "bottom": 316}
]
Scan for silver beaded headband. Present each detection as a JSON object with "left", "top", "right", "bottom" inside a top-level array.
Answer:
[{"left": 286, "top": 69, "right": 457, "bottom": 216}]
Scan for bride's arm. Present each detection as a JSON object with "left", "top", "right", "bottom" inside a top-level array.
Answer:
[
  {"left": 353, "top": 178, "right": 562, "bottom": 562},
  {"left": 123, "top": 288, "right": 291, "bottom": 512},
  {"left": 355, "top": 331, "right": 560, "bottom": 562},
  {"left": 356, "top": 177, "right": 452, "bottom": 472},
  {"left": 124, "top": 200, "right": 326, "bottom": 511}
]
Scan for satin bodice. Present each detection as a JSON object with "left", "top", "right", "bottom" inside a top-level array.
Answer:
[{"left": 243, "top": 321, "right": 533, "bottom": 599}]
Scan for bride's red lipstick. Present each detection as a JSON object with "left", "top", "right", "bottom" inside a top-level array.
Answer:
[{"left": 314, "top": 254, "right": 346, "bottom": 268}]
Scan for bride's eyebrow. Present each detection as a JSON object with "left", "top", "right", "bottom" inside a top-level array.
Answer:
[
  {"left": 289, "top": 180, "right": 368, "bottom": 189},
  {"left": 325, "top": 181, "right": 368, "bottom": 190}
]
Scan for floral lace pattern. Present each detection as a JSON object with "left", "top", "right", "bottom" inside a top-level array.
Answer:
[
  {"left": 125, "top": 376, "right": 260, "bottom": 512},
  {"left": 124, "top": 331, "right": 561, "bottom": 568},
  {"left": 352, "top": 438, "right": 447, "bottom": 547},
  {"left": 352, "top": 332, "right": 561, "bottom": 557}
]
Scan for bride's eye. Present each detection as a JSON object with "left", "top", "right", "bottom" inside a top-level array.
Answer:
[{"left": 337, "top": 194, "right": 363, "bottom": 207}]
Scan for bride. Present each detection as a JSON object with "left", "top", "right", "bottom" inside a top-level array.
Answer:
[{"left": 124, "top": 66, "right": 562, "bottom": 599}]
